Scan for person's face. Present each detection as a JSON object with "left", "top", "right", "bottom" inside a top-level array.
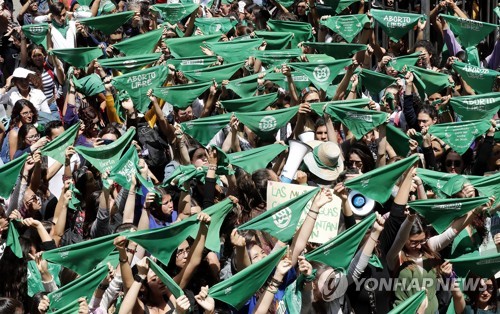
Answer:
[
  {"left": 147, "top": 269, "right": 169, "bottom": 295},
  {"left": 415, "top": 47, "right": 431, "bottom": 68},
  {"left": 315, "top": 125, "right": 328, "bottom": 142},
  {"left": 221, "top": 3, "right": 231, "bottom": 15},
  {"left": 30, "top": 49, "right": 44, "bottom": 67},
  {"left": 108, "top": 33, "right": 123, "bottom": 45},
  {"left": 101, "top": 133, "right": 118, "bottom": 141},
  {"left": 48, "top": 126, "right": 64, "bottom": 140},
  {"left": 266, "top": 169, "right": 280, "bottom": 182},
  {"left": 297, "top": 1, "right": 307, "bottom": 15},
  {"left": 15, "top": 78, "right": 30, "bottom": 91},
  {"left": 191, "top": 148, "right": 208, "bottom": 167},
  {"left": 478, "top": 279, "right": 494, "bottom": 304},
  {"left": 20, "top": 106, "right": 34, "bottom": 124},
  {"left": 304, "top": 91, "right": 320, "bottom": 103},
  {"left": 431, "top": 140, "right": 444, "bottom": 159},
  {"left": 445, "top": 152, "right": 463, "bottom": 174},
  {"left": 417, "top": 112, "right": 435, "bottom": 133},
  {"left": 348, "top": 153, "right": 363, "bottom": 172},
  {"left": 175, "top": 240, "right": 190, "bottom": 268},
  {"left": 29, "top": 0, "right": 38, "bottom": 11},
  {"left": 176, "top": 106, "right": 193, "bottom": 123},
  {"left": 25, "top": 128, "right": 40, "bottom": 145},
  {"left": 405, "top": 232, "right": 426, "bottom": 254},
  {"left": 428, "top": 93, "right": 442, "bottom": 104},
  {"left": 161, "top": 194, "right": 174, "bottom": 215},
  {"left": 24, "top": 189, "right": 42, "bottom": 211},
  {"left": 249, "top": 244, "right": 267, "bottom": 264},
  {"left": 54, "top": 8, "right": 67, "bottom": 24},
  {"left": 385, "top": 66, "right": 398, "bottom": 77}
]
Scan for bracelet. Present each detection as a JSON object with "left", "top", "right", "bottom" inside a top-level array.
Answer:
[
  {"left": 270, "top": 277, "right": 282, "bottom": 286},
  {"left": 349, "top": 90, "right": 356, "bottom": 94},
  {"left": 370, "top": 235, "right": 379, "bottom": 243},
  {"left": 126, "top": 247, "right": 136, "bottom": 255},
  {"left": 119, "top": 257, "right": 128, "bottom": 263},
  {"left": 98, "top": 283, "right": 109, "bottom": 290},
  {"left": 208, "top": 164, "right": 217, "bottom": 171},
  {"left": 266, "top": 286, "right": 278, "bottom": 294}
]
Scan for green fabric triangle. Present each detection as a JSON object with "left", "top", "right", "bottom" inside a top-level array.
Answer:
[
  {"left": 6, "top": 219, "right": 22, "bottom": 258},
  {"left": 310, "top": 98, "right": 369, "bottom": 116},
  {"left": 388, "top": 290, "right": 426, "bottom": 314},
  {"left": 448, "top": 92, "right": 500, "bottom": 121},
  {"left": 452, "top": 61, "right": 499, "bottom": 94},
  {"left": 303, "top": 42, "right": 367, "bottom": 59},
  {"left": 273, "top": 0, "right": 294, "bottom": 8},
  {"left": 253, "top": 31, "right": 293, "bottom": 50},
  {"left": 441, "top": 14, "right": 498, "bottom": 48},
  {"left": 358, "top": 68, "right": 397, "bottom": 96},
  {"left": 50, "top": 47, "right": 103, "bottom": 69},
  {"left": 235, "top": 107, "right": 299, "bottom": 139},
  {"left": 180, "top": 113, "right": 232, "bottom": 145},
  {"left": 320, "top": 14, "right": 370, "bottom": 43},
  {"left": 290, "top": 59, "right": 351, "bottom": 91},
  {"left": 448, "top": 252, "right": 500, "bottom": 280},
  {"left": 224, "top": 72, "right": 265, "bottom": 98},
  {"left": 80, "top": 11, "right": 135, "bottom": 35},
  {"left": 166, "top": 55, "right": 218, "bottom": 72},
  {"left": 153, "top": 81, "right": 212, "bottom": 109},
  {"left": 194, "top": 198, "right": 234, "bottom": 252},
  {"left": 324, "top": 105, "right": 388, "bottom": 140},
  {"left": 227, "top": 143, "right": 287, "bottom": 174},
  {"left": 415, "top": 168, "right": 482, "bottom": 199},
  {"left": 324, "top": 0, "right": 360, "bottom": 14},
  {"left": 107, "top": 146, "right": 140, "bottom": 191},
  {"left": 253, "top": 49, "right": 302, "bottom": 68},
  {"left": 195, "top": 17, "right": 238, "bottom": 35},
  {"left": 148, "top": 258, "right": 184, "bottom": 298},
  {"left": 371, "top": 9, "right": 423, "bottom": 41},
  {"left": 471, "top": 172, "right": 500, "bottom": 209},
  {"left": 267, "top": 20, "right": 313, "bottom": 48},
  {"left": 428, "top": 120, "right": 491, "bottom": 155},
  {"left": 113, "top": 28, "right": 163, "bottom": 56},
  {"left": 165, "top": 34, "right": 221, "bottom": 58},
  {"left": 22, "top": 23, "right": 48, "bottom": 48},
  {"left": 162, "top": 164, "right": 208, "bottom": 190},
  {"left": 205, "top": 38, "right": 263, "bottom": 63},
  {"left": 407, "top": 65, "right": 453, "bottom": 96},
  {"left": 0, "top": 153, "right": 28, "bottom": 199},
  {"left": 465, "top": 46, "right": 480, "bottom": 67},
  {"left": 67, "top": 183, "right": 81, "bottom": 211},
  {"left": 182, "top": 61, "right": 243, "bottom": 82},
  {"left": 99, "top": 53, "right": 162, "bottom": 73},
  {"left": 27, "top": 260, "right": 62, "bottom": 297},
  {"left": 73, "top": 74, "right": 105, "bottom": 97},
  {"left": 220, "top": 92, "right": 278, "bottom": 112},
  {"left": 151, "top": 3, "right": 199, "bottom": 24},
  {"left": 387, "top": 52, "right": 421, "bottom": 72},
  {"left": 386, "top": 123, "right": 411, "bottom": 157}
]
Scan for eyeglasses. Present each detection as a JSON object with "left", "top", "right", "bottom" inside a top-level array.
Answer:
[
  {"left": 446, "top": 160, "right": 462, "bottom": 168},
  {"left": 176, "top": 247, "right": 190, "bottom": 259},
  {"left": 485, "top": 284, "right": 494, "bottom": 292},
  {"left": 348, "top": 160, "right": 363, "bottom": 167},
  {"left": 21, "top": 111, "right": 33, "bottom": 117},
  {"left": 27, "top": 134, "right": 40, "bottom": 140},
  {"left": 409, "top": 239, "right": 427, "bottom": 248}
]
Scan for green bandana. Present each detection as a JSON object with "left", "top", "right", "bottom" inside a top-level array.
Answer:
[
  {"left": 238, "top": 187, "right": 319, "bottom": 242},
  {"left": 345, "top": 154, "right": 419, "bottom": 203},
  {"left": 47, "top": 265, "right": 108, "bottom": 313},
  {"left": 409, "top": 196, "right": 489, "bottom": 234},
  {"left": 496, "top": 6, "right": 500, "bottom": 20},
  {"left": 471, "top": 172, "right": 500, "bottom": 209},
  {"left": 448, "top": 92, "right": 500, "bottom": 121},
  {"left": 98, "top": 1, "right": 116, "bottom": 14},
  {"left": 127, "top": 216, "right": 200, "bottom": 264},
  {"left": 107, "top": 146, "right": 139, "bottom": 190},
  {"left": 273, "top": 0, "right": 293, "bottom": 8},
  {"left": 466, "top": 46, "right": 480, "bottom": 67},
  {"left": 371, "top": 9, "right": 423, "bottom": 41},
  {"left": 193, "top": 198, "right": 234, "bottom": 252},
  {"left": 181, "top": 113, "right": 231, "bottom": 145},
  {"left": 113, "top": 28, "right": 163, "bottom": 56},
  {"left": 67, "top": 183, "right": 81, "bottom": 211},
  {"left": 42, "top": 121, "right": 79, "bottom": 166},
  {"left": 73, "top": 74, "right": 105, "bottom": 97},
  {"left": 195, "top": 17, "right": 238, "bottom": 35},
  {"left": 324, "top": 105, "right": 388, "bottom": 140},
  {"left": 50, "top": 47, "right": 103, "bottom": 69},
  {"left": 311, "top": 98, "right": 370, "bottom": 116},
  {"left": 220, "top": 92, "right": 277, "bottom": 112},
  {"left": 311, "top": 145, "right": 338, "bottom": 171},
  {"left": 440, "top": 175, "right": 469, "bottom": 197},
  {"left": 324, "top": 0, "right": 360, "bottom": 14},
  {"left": 386, "top": 123, "right": 411, "bottom": 157},
  {"left": 75, "top": 127, "right": 136, "bottom": 173},
  {"left": 80, "top": 11, "right": 134, "bottom": 35},
  {"left": 290, "top": 59, "right": 351, "bottom": 91},
  {"left": 253, "top": 49, "right": 302, "bottom": 69},
  {"left": 99, "top": 53, "right": 162, "bottom": 73},
  {"left": 166, "top": 34, "right": 221, "bottom": 58},
  {"left": 163, "top": 164, "right": 208, "bottom": 190},
  {"left": 153, "top": 81, "right": 212, "bottom": 109},
  {"left": 166, "top": 55, "right": 218, "bottom": 72},
  {"left": 415, "top": 168, "right": 482, "bottom": 199},
  {"left": 253, "top": 31, "right": 293, "bottom": 50},
  {"left": 267, "top": 71, "right": 311, "bottom": 94},
  {"left": 441, "top": 14, "right": 498, "bottom": 48},
  {"left": 448, "top": 252, "right": 500, "bottom": 279},
  {"left": 151, "top": 3, "right": 199, "bottom": 24},
  {"left": 205, "top": 38, "right": 263, "bottom": 63},
  {"left": 388, "top": 290, "right": 426, "bottom": 314},
  {"left": 452, "top": 61, "right": 499, "bottom": 94},
  {"left": 22, "top": 23, "right": 48, "bottom": 48},
  {"left": 147, "top": 258, "right": 184, "bottom": 298},
  {"left": 267, "top": 20, "right": 313, "bottom": 48},
  {"left": 303, "top": 42, "right": 367, "bottom": 59},
  {"left": 320, "top": 14, "right": 370, "bottom": 43},
  {"left": 235, "top": 107, "right": 299, "bottom": 139},
  {"left": 306, "top": 213, "right": 376, "bottom": 270},
  {"left": 27, "top": 261, "right": 61, "bottom": 297},
  {"left": 387, "top": 52, "right": 421, "bottom": 72},
  {"left": 358, "top": 68, "right": 397, "bottom": 96},
  {"left": 368, "top": 254, "right": 383, "bottom": 269},
  {"left": 6, "top": 220, "right": 22, "bottom": 258},
  {"left": 225, "top": 72, "right": 266, "bottom": 98},
  {"left": 428, "top": 120, "right": 491, "bottom": 155},
  {"left": 208, "top": 246, "right": 287, "bottom": 309},
  {"left": 52, "top": 20, "right": 69, "bottom": 38},
  {"left": 112, "top": 66, "right": 169, "bottom": 113},
  {"left": 0, "top": 153, "right": 28, "bottom": 199},
  {"left": 407, "top": 65, "right": 453, "bottom": 96},
  {"left": 182, "top": 61, "right": 243, "bottom": 83},
  {"left": 226, "top": 143, "right": 287, "bottom": 174}
]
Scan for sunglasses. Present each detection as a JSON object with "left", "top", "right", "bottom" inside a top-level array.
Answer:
[
  {"left": 409, "top": 239, "right": 427, "bottom": 248},
  {"left": 446, "top": 160, "right": 462, "bottom": 168}
]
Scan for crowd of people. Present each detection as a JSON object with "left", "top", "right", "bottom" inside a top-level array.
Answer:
[{"left": 0, "top": 0, "right": 499, "bottom": 312}]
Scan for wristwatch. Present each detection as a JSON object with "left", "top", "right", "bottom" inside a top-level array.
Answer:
[{"left": 134, "top": 274, "right": 147, "bottom": 284}]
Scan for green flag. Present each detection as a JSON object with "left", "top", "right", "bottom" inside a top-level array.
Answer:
[
  {"left": 113, "top": 28, "right": 163, "bottom": 56},
  {"left": 409, "top": 196, "right": 489, "bottom": 234},
  {"left": 253, "top": 49, "right": 302, "bottom": 69},
  {"left": 182, "top": 61, "right": 243, "bottom": 82},
  {"left": 325, "top": 105, "right": 388, "bottom": 140},
  {"left": 238, "top": 187, "right": 319, "bottom": 242},
  {"left": 153, "top": 81, "right": 212, "bottom": 110},
  {"left": 472, "top": 172, "right": 500, "bottom": 209},
  {"left": 387, "top": 52, "right": 421, "bottom": 72},
  {"left": 386, "top": 123, "right": 411, "bottom": 157},
  {"left": 127, "top": 216, "right": 200, "bottom": 264},
  {"left": 220, "top": 92, "right": 277, "bottom": 112},
  {"left": 235, "top": 107, "right": 299, "bottom": 140},
  {"left": 208, "top": 246, "right": 287, "bottom": 309},
  {"left": 311, "top": 98, "right": 370, "bottom": 115},
  {"left": 75, "top": 127, "right": 136, "bottom": 173},
  {"left": 163, "top": 164, "right": 208, "bottom": 190},
  {"left": 180, "top": 113, "right": 231, "bottom": 146},
  {"left": 465, "top": 46, "right": 480, "bottom": 67},
  {"left": 303, "top": 42, "right": 367, "bottom": 59},
  {"left": 50, "top": 47, "right": 103, "bottom": 69},
  {"left": 27, "top": 260, "right": 62, "bottom": 297},
  {"left": 345, "top": 155, "right": 419, "bottom": 203},
  {"left": 305, "top": 213, "right": 376, "bottom": 270},
  {"left": 205, "top": 38, "right": 263, "bottom": 63},
  {"left": 253, "top": 31, "right": 293, "bottom": 50},
  {"left": 407, "top": 65, "right": 453, "bottom": 96},
  {"left": 6, "top": 220, "right": 22, "bottom": 258},
  {"left": 225, "top": 72, "right": 264, "bottom": 98},
  {"left": 0, "top": 153, "right": 28, "bottom": 199},
  {"left": 320, "top": 14, "right": 370, "bottom": 43},
  {"left": 22, "top": 23, "right": 48, "bottom": 48},
  {"left": 371, "top": 9, "right": 423, "bottom": 41},
  {"left": 227, "top": 143, "right": 287, "bottom": 174},
  {"left": 107, "top": 146, "right": 139, "bottom": 191},
  {"left": 67, "top": 183, "right": 81, "bottom": 211},
  {"left": 324, "top": 0, "right": 360, "bottom": 14},
  {"left": 415, "top": 168, "right": 482, "bottom": 199},
  {"left": 428, "top": 120, "right": 491, "bottom": 155},
  {"left": 73, "top": 74, "right": 105, "bottom": 97},
  {"left": 166, "top": 55, "right": 218, "bottom": 72},
  {"left": 112, "top": 66, "right": 169, "bottom": 113},
  {"left": 99, "top": 53, "right": 161, "bottom": 73},
  {"left": 290, "top": 59, "right": 351, "bottom": 91},
  {"left": 195, "top": 17, "right": 237, "bottom": 35},
  {"left": 358, "top": 68, "right": 397, "bottom": 96},
  {"left": 166, "top": 34, "right": 221, "bottom": 58},
  {"left": 47, "top": 265, "right": 108, "bottom": 313},
  {"left": 452, "top": 61, "right": 499, "bottom": 94},
  {"left": 80, "top": 11, "right": 134, "bottom": 35},
  {"left": 448, "top": 92, "right": 500, "bottom": 121},
  {"left": 147, "top": 258, "right": 184, "bottom": 298},
  {"left": 151, "top": 3, "right": 199, "bottom": 24},
  {"left": 198, "top": 198, "right": 234, "bottom": 252},
  {"left": 441, "top": 14, "right": 498, "bottom": 48},
  {"left": 448, "top": 252, "right": 500, "bottom": 279},
  {"left": 267, "top": 20, "right": 313, "bottom": 48},
  {"left": 388, "top": 290, "right": 426, "bottom": 314}
]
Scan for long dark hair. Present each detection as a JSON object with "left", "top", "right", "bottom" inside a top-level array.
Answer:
[
  {"left": 400, "top": 218, "right": 442, "bottom": 271},
  {"left": 349, "top": 143, "right": 376, "bottom": 173},
  {"left": 11, "top": 99, "right": 38, "bottom": 129},
  {"left": 17, "top": 123, "right": 38, "bottom": 150},
  {"left": 0, "top": 297, "right": 23, "bottom": 314},
  {"left": 467, "top": 276, "right": 498, "bottom": 312}
]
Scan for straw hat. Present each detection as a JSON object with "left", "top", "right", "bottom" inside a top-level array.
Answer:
[{"left": 303, "top": 140, "right": 344, "bottom": 181}]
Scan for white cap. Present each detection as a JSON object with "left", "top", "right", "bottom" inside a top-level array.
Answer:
[{"left": 12, "top": 67, "right": 35, "bottom": 79}]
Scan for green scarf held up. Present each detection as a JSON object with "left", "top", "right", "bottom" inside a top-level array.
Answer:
[
  {"left": 311, "top": 98, "right": 370, "bottom": 115},
  {"left": 407, "top": 65, "right": 453, "bottom": 96},
  {"left": 273, "top": 0, "right": 294, "bottom": 8},
  {"left": 452, "top": 61, "right": 499, "bottom": 94},
  {"left": 220, "top": 92, "right": 278, "bottom": 112},
  {"left": 113, "top": 28, "right": 163, "bottom": 56},
  {"left": 320, "top": 14, "right": 370, "bottom": 43},
  {"left": 290, "top": 59, "right": 351, "bottom": 91},
  {"left": 235, "top": 107, "right": 299, "bottom": 140},
  {"left": 195, "top": 17, "right": 238, "bottom": 35},
  {"left": 165, "top": 34, "right": 221, "bottom": 58},
  {"left": 148, "top": 258, "right": 184, "bottom": 298},
  {"left": 27, "top": 261, "right": 62, "bottom": 297},
  {"left": 227, "top": 143, "right": 287, "bottom": 174},
  {"left": 80, "top": 11, "right": 135, "bottom": 35},
  {"left": 112, "top": 66, "right": 169, "bottom": 113},
  {"left": 386, "top": 123, "right": 411, "bottom": 157},
  {"left": 495, "top": 6, "right": 500, "bottom": 21},
  {"left": 163, "top": 164, "right": 208, "bottom": 190},
  {"left": 50, "top": 47, "right": 103, "bottom": 69},
  {"left": 267, "top": 20, "right": 313, "bottom": 48},
  {"left": 0, "top": 153, "right": 28, "bottom": 199},
  {"left": 388, "top": 290, "right": 426, "bottom": 314},
  {"left": 410, "top": 196, "right": 490, "bottom": 234},
  {"left": 150, "top": 3, "right": 199, "bottom": 24},
  {"left": 225, "top": 71, "right": 265, "bottom": 98},
  {"left": 471, "top": 172, "right": 500, "bottom": 209},
  {"left": 153, "top": 81, "right": 212, "bottom": 109},
  {"left": 107, "top": 146, "right": 139, "bottom": 191},
  {"left": 73, "top": 74, "right": 105, "bottom": 97},
  {"left": 6, "top": 219, "right": 22, "bottom": 258},
  {"left": 166, "top": 55, "right": 218, "bottom": 72},
  {"left": 181, "top": 113, "right": 232, "bottom": 146},
  {"left": 358, "top": 68, "right": 397, "bottom": 96},
  {"left": 371, "top": 9, "right": 423, "bottom": 41},
  {"left": 67, "top": 183, "right": 81, "bottom": 211},
  {"left": 466, "top": 46, "right": 480, "bottom": 67},
  {"left": 345, "top": 155, "right": 419, "bottom": 204},
  {"left": 448, "top": 92, "right": 500, "bottom": 121},
  {"left": 22, "top": 23, "right": 48, "bottom": 48},
  {"left": 99, "top": 53, "right": 162, "bottom": 73},
  {"left": 324, "top": 105, "right": 388, "bottom": 140},
  {"left": 303, "top": 42, "right": 367, "bottom": 59},
  {"left": 448, "top": 252, "right": 500, "bottom": 279},
  {"left": 440, "top": 14, "right": 498, "bottom": 48},
  {"left": 387, "top": 52, "right": 421, "bottom": 72},
  {"left": 428, "top": 120, "right": 491, "bottom": 155},
  {"left": 253, "top": 31, "right": 293, "bottom": 50},
  {"left": 205, "top": 38, "right": 263, "bottom": 63},
  {"left": 182, "top": 61, "right": 243, "bottom": 83},
  {"left": 324, "top": 0, "right": 360, "bottom": 14},
  {"left": 415, "top": 168, "right": 482, "bottom": 199},
  {"left": 238, "top": 188, "right": 319, "bottom": 242},
  {"left": 253, "top": 49, "right": 302, "bottom": 69},
  {"left": 75, "top": 128, "right": 136, "bottom": 174}
]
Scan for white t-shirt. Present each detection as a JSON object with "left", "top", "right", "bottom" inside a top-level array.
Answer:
[{"left": 0, "top": 87, "right": 50, "bottom": 120}]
